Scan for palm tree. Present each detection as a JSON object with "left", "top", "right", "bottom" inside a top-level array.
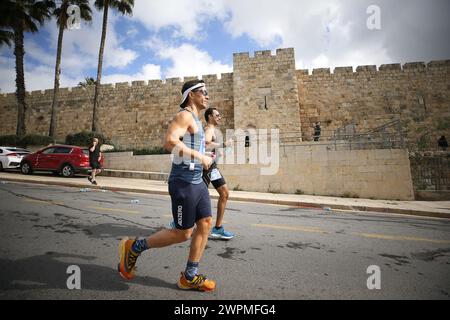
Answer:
[
  {"left": 0, "top": 0, "right": 55, "bottom": 137},
  {"left": 49, "top": 0, "right": 92, "bottom": 140},
  {"left": 92, "top": 0, "right": 134, "bottom": 133},
  {"left": 0, "top": 4, "right": 14, "bottom": 47},
  {"left": 78, "top": 76, "right": 96, "bottom": 88},
  {"left": 0, "top": 30, "right": 14, "bottom": 47}
]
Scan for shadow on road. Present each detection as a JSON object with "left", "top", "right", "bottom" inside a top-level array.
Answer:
[{"left": 0, "top": 252, "right": 175, "bottom": 295}]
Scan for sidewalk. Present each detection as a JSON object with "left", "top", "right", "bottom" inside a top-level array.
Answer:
[{"left": 1, "top": 171, "right": 450, "bottom": 219}]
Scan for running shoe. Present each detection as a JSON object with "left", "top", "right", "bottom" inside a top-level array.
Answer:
[
  {"left": 209, "top": 226, "right": 234, "bottom": 240},
  {"left": 87, "top": 176, "right": 93, "bottom": 183},
  {"left": 177, "top": 272, "right": 216, "bottom": 292},
  {"left": 118, "top": 237, "right": 140, "bottom": 280},
  {"left": 168, "top": 220, "right": 176, "bottom": 229}
]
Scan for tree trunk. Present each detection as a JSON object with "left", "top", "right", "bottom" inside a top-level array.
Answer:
[
  {"left": 92, "top": 0, "right": 109, "bottom": 133},
  {"left": 14, "top": 24, "right": 26, "bottom": 137},
  {"left": 50, "top": 2, "right": 68, "bottom": 140}
]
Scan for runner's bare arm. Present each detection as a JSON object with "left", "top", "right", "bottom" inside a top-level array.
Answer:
[{"left": 164, "top": 112, "right": 212, "bottom": 169}]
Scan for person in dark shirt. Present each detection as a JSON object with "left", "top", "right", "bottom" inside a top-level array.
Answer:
[
  {"left": 88, "top": 138, "right": 102, "bottom": 185},
  {"left": 313, "top": 122, "right": 321, "bottom": 141},
  {"left": 438, "top": 135, "right": 448, "bottom": 151}
]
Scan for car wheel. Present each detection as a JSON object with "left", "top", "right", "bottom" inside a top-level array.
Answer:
[
  {"left": 0, "top": 161, "right": 3, "bottom": 171},
  {"left": 21, "top": 162, "right": 33, "bottom": 175},
  {"left": 61, "top": 164, "right": 74, "bottom": 178}
]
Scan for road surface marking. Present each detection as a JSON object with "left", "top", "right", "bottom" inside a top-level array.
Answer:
[
  {"left": 86, "top": 206, "right": 141, "bottom": 214},
  {"left": 25, "top": 199, "right": 64, "bottom": 206},
  {"left": 253, "top": 224, "right": 329, "bottom": 234},
  {"left": 353, "top": 232, "right": 450, "bottom": 244},
  {"left": 252, "top": 224, "right": 450, "bottom": 244}
]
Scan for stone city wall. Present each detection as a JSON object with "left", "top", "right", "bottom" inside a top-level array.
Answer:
[
  {"left": 103, "top": 144, "right": 414, "bottom": 201},
  {"left": 297, "top": 60, "right": 450, "bottom": 146},
  {"left": 0, "top": 74, "right": 234, "bottom": 149},
  {"left": 1, "top": 48, "right": 448, "bottom": 150}
]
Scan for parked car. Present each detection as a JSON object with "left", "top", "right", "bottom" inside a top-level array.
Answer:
[
  {"left": 20, "top": 145, "right": 104, "bottom": 177},
  {"left": 0, "top": 147, "right": 31, "bottom": 171}
]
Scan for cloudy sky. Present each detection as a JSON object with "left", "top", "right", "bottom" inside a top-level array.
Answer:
[{"left": 1, "top": 0, "right": 449, "bottom": 92}]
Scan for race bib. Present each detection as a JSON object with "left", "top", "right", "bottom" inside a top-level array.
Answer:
[{"left": 210, "top": 168, "right": 222, "bottom": 181}]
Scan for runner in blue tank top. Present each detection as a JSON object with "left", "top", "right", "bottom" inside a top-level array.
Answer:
[{"left": 118, "top": 80, "right": 216, "bottom": 292}]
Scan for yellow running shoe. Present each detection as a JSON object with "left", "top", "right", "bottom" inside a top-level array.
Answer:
[
  {"left": 177, "top": 272, "right": 216, "bottom": 292},
  {"left": 118, "top": 237, "right": 140, "bottom": 280}
]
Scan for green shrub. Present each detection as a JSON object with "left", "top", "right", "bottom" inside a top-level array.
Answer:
[
  {"left": 437, "top": 118, "right": 450, "bottom": 131},
  {"left": 65, "top": 131, "right": 112, "bottom": 147},
  {"left": 417, "top": 134, "right": 430, "bottom": 151},
  {"left": 133, "top": 147, "right": 169, "bottom": 155},
  {"left": 0, "top": 134, "right": 54, "bottom": 147},
  {"left": 0, "top": 135, "right": 18, "bottom": 147},
  {"left": 19, "top": 134, "right": 54, "bottom": 147}
]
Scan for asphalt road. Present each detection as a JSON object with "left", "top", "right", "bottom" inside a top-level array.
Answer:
[{"left": 0, "top": 181, "right": 449, "bottom": 300}]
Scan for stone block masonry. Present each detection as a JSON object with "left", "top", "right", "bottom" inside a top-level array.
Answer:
[
  {"left": 0, "top": 73, "right": 234, "bottom": 149},
  {"left": 1, "top": 48, "right": 449, "bottom": 152},
  {"left": 297, "top": 59, "right": 450, "bottom": 146}
]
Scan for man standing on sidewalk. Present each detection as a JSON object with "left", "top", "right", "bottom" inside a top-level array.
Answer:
[
  {"left": 203, "top": 107, "right": 234, "bottom": 240},
  {"left": 118, "top": 79, "right": 216, "bottom": 292}
]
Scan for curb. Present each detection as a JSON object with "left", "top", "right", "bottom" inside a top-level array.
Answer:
[{"left": 1, "top": 176, "right": 449, "bottom": 220}]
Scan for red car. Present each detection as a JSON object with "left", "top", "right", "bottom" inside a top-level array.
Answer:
[{"left": 20, "top": 145, "right": 104, "bottom": 178}]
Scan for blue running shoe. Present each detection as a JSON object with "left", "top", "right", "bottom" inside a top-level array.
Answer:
[
  {"left": 209, "top": 226, "right": 234, "bottom": 240},
  {"left": 168, "top": 220, "right": 176, "bottom": 229}
]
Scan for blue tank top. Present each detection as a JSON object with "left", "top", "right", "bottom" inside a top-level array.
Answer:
[{"left": 169, "top": 109, "right": 206, "bottom": 184}]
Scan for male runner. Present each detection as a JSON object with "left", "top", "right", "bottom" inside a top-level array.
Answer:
[
  {"left": 203, "top": 107, "right": 234, "bottom": 240},
  {"left": 118, "top": 80, "right": 216, "bottom": 292}
]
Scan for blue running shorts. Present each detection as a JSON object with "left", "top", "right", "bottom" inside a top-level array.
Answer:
[{"left": 168, "top": 180, "right": 212, "bottom": 230}]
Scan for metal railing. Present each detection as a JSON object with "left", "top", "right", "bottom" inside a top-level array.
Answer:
[
  {"left": 410, "top": 152, "right": 450, "bottom": 191},
  {"left": 274, "top": 120, "right": 406, "bottom": 151},
  {"left": 329, "top": 120, "right": 406, "bottom": 151}
]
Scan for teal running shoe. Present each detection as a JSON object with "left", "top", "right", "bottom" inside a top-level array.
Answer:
[
  {"left": 209, "top": 226, "right": 234, "bottom": 240},
  {"left": 168, "top": 220, "right": 176, "bottom": 229}
]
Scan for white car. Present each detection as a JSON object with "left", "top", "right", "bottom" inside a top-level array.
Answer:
[{"left": 0, "top": 147, "right": 31, "bottom": 171}]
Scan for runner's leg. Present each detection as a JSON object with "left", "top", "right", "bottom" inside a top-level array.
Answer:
[{"left": 215, "top": 184, "right": 229, "bottom": 228}]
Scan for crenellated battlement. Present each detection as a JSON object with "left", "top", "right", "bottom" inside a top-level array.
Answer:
[
  {"left": 296, "top": 59, "right": 450, "bottom": 78},
  {"left": 4, "top": 49, "right": 446, "bottom": 96},
  {"left": 0, "top": 48, "right": 448, "bottom": 155},
  {"left": 233, "top": 47, "right": 295, "bottom": 64},
  {"left": 1, "top": 72, "right": 235, "bottom": 97}
]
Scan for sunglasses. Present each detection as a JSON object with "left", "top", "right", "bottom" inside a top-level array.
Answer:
[{"left": 194, "top": 89, "right": 208, "bottom": 96}]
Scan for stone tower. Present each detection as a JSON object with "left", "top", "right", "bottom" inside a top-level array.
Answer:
[{"left": 232, "top": 48, "right": 302, "bottom": 142}]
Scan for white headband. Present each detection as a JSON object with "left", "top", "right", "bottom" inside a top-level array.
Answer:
[{"left": 180, "top": 83, "right": 205, "bottom": 106}]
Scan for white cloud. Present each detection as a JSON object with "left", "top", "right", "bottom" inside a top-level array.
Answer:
[
  {"left": 2, "top": 0, "right": 449, "bottom": 94},
  {"left": 0, "top": 55, "right": 16, "bottom": 93},
  {"left": 0, "top": 55, "right": 80, "bottom": 92},
  {"left": 150, "top": 41, "right": 232, "bottom": 78},
  {"left": 0, "top": 7, "right": 140, "bottom": 92},
  {"left": 25, "top": 65, "right": 80, "bottom": 91},
  {"left": 221, "top": 0, "right": 450, "bottom": 70},
  {"left": 102, "top": 64, "right": 162, "bottom": 84},
  {"left": 132, "top": 0, "right": 227, "bottom": 39},
  {"left": 49, "top": 9, "right": 137, "bottom": 70}
]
